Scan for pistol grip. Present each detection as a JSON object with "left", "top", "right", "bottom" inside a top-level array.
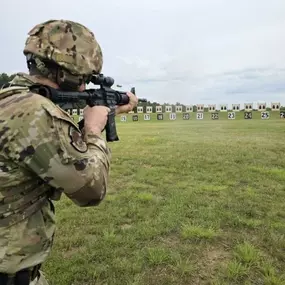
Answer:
[{"left": 105, "top": 108, "right": 119, "bottom": 142}]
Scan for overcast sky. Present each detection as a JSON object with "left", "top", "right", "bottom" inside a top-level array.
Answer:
[{"left": 1, "top": 0, "right": 285, "bottom": 107}]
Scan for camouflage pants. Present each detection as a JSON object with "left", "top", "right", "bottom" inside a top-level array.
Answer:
[{"left": 30, "top": 271, "right": 49, "bottom": 285}]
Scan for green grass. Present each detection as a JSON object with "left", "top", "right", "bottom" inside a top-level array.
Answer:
[{"left": 43, "top": 113, "right": 285, "bottom": 285}]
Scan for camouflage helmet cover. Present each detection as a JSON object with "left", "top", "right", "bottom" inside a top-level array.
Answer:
[{"left": 23, "top": 19, "right": 103, "bottom": 76}]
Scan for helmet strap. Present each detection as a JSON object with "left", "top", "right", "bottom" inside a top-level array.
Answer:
[
  {"left": 26, "top": 54, "right": 50, "bottom": 77},
  {"left": 55, "top": 68, "right": 84, "bottom": 91}
]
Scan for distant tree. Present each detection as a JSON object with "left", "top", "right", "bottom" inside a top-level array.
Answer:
[
  {"left": 0, "top": 73, "right": 16, "bottom": 87},
  {"left": 0, "top": 73, "right": 10, "bottom": 86}
]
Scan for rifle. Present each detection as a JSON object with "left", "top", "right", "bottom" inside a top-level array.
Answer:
[{"left": 29, "top": 74, "right": 147, "bottom": 142}]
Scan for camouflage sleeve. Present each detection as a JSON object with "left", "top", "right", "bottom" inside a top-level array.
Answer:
[{"left": 11, "top": 93, "right": 111, "bottom": 207}]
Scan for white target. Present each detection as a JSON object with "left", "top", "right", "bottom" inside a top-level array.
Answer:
[
  {"left": 137, "top": 106, "right": 143, "bottom": 113},
  {"left": 271, "top": 103, "right": 280, "bottom": 111},
  {"left": 78, "top": 115, "right": 83, "bottom": 121},
  {"left": 146, "top": 106, "right": 153, "bottom": 113},
  {"left": 196, "top": 112, "right": 203, "bottom": 120},
  {"left": 186, "top": 105, "right": 193, "bottom": 112},
  {"left": 144, "top": 114, "right": 151, "bottom": 120},
  {"left": 156, "top": 106, "right": 162, "bottom": 113},
  {"left": 165, "top": 106, "right": 172, "bottom": 112},
  {"left": 169, "top": 113, "right": 176, "bottom": 120}
]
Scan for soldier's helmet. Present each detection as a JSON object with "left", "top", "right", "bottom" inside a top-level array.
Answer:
[{"left": 23, "top": 19, "right": 103, "bottom": 78}]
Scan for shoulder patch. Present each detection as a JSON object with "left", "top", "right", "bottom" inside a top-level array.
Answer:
[{"left": 69, "top": 125, "right": 88, "bottom": 153}]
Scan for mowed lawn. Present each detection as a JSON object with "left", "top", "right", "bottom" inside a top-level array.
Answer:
[{"left": 43, "top": 113, "right": 285, "bottom": 285}]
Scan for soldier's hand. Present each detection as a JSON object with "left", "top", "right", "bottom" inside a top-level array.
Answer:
[
  {"left": 84, "top": 106, "right": 110, "bottom": 135},
  {"left": 116, "top": 92, "right": 138, "bottom": 115}
]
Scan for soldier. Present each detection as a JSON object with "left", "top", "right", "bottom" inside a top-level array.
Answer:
[{"left": 0, "top": 19, "right": 138, "bottom": 285}]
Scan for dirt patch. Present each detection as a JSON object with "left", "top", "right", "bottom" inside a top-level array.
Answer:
[
  {"left": 120, "top": 223, "right": 132, "bottom": 230},
  {"left": 195, "top": 245, "right": 232, "bottom": 283}
]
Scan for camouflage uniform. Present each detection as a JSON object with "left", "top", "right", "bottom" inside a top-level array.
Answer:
[{"left": 0, "top": 20, "right": 111, "bottom": 284}]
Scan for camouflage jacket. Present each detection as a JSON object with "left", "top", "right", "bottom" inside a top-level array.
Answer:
[{"left": 0, "top": 73, "right": 111, "bottom": 273}]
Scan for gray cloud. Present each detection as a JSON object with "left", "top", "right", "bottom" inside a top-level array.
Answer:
[{"left": 1, "top": 0, "right": 285, "bottom": 106}]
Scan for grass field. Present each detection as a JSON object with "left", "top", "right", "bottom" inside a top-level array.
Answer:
[{"left": 43, "top": 112, "right": 285, "bottom": 285}]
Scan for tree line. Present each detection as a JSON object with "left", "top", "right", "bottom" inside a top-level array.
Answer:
[
  {"left": 0, "top": 72, "right": 16, "bottom": 86},
  {"left": 0, "top": 72, "right": 283, "bottom": 111}
]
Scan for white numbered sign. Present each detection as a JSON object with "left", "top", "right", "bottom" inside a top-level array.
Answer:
[
  {"left": 196, "top": 113, "right": 203, "bottom": 120},
  {"left": 120, "top": 115, "right": 127, "bottom": 122},
  {"left": 183, "top": 113, "right": 190, "bottom": 120},
  {"left": 211, "top": 113, "right": 219, "bottom": 120},
  {"left": 144, "top": 114, "right": 150, "bottom": 120},
  {"left": 261, "top": 112, "right": 269, "bottom": 119},
  {"left": 228, "top": 112, "right": 235, "bottom": 119},
  {"left": 157, "top": 114, "right": 163, "bottom": 120},
  {"left": 169, "top": 113, "right": 176, "bottom": 120},
  {"left": 244, "top": 112, "right": 252, "bottom": 119}
]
